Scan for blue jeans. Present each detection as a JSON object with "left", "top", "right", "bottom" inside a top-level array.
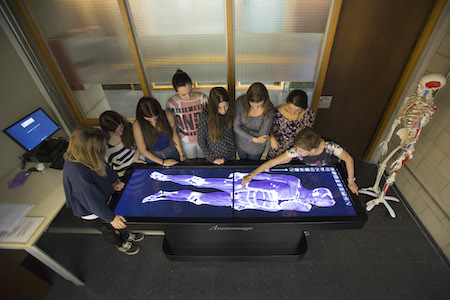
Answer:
[
  {"left": 181, "top": 141, "right": 205, "bottom": 159},
  {"left": 237, "top": 148, "right": 264, "bottom": 160},
  {"left": 145, "top": 145, "right": 180, "bottom": 163}
]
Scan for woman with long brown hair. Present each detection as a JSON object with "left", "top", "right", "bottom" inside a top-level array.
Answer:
[
  {"left": 233, "top": 82, "right": 275, "bottom": 160},
  {"left": 133, "top": 97, "right": 185, "bottom": 166},
  {"left": 198, "top": 87, "right": 235, "bottom": 165},
  {"left": 99, "top": 110, "right": 145, "bottom": 177},
  {"left": 63, "top": 126, "right": 143, "bottom": 255}
]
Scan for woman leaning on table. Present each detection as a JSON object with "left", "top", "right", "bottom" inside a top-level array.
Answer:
[
  {"left": 99, "top": 110, "right": 146, "bottom": 177},
  {"left": 198, "top": 87, "right": 236, "bottom": 165},
  {"left": 63, "top": 126, "right": 143, "bottom": 255},
  {"left": 133, "top": 97, "right": 186, "bottom": 167}
]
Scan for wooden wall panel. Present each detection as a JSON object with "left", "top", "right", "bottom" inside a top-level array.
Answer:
[{"left": 314, "top": 0, "right": 436, "bottom": 158}]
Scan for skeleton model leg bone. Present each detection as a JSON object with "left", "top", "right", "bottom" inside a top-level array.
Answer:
[{"left": 359, "top": 145, "right": 403, "bottom": 218}]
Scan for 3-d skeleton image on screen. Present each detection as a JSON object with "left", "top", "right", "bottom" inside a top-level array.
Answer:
[{"left": 142, "top": 171, "right": 335, "bottom": 212}]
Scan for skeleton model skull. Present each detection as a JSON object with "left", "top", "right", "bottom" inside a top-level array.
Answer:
[{"left": 360, "top": 74, "right": 447, "bottom": 218}]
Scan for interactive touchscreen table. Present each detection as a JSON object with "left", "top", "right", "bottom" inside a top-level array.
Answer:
[{"left": 111, "top": 164, "right": 367, "bottom": 261}]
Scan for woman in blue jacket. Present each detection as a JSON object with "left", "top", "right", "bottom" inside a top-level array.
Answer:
[{"left": 63, "top": 126, "right": 143, "bottom": 255}]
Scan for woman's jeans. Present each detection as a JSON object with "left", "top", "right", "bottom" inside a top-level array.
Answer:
[
  {"left": 181, "top": 141, "right": 205, "bottom": 159},
  {"left": 237, "top": 148, "right": 264, "bottom": 160},
  {"left": 145, "top": 145, "right": 180, "bottom": 163},
  {"left": 87, "top": 218, "right": 128, "bottom": 247}
]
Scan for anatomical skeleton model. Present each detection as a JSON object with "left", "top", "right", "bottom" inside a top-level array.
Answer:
[{"left": 360, "top": 74, "right": 447, "bottom": 218}]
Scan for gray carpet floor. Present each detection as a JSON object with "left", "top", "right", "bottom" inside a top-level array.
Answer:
[{"left": 24, "top": 160, "right": 450, "bottom": 299}]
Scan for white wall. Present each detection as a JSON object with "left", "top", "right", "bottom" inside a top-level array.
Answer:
[{"left": 0, "top": 24, "right": 61, "bottom": 180}]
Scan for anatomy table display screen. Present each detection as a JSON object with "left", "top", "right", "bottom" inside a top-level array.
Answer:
[{"left": 113, "top": 166, "right": 358, "bottom": 219}]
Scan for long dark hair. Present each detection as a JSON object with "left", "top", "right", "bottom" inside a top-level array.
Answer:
[
  {"left": 99, "top": 110, "right": 135, "bottom": 149},
  {"left": 136, "top": 97, "right": 173, "bottom": 148},
  {"left": 243, "top": 82, "right": 274, "bottom": 121},
  {"left": 207, "top": 87, "right": 234, "bottom": 142},
  {"left": 286, "top": 90, "right": 308, "bottom": 109}
]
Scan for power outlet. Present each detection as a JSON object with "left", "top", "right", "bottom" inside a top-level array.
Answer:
[{"left": 318, "top": 96, "right": 333, "bottom": 109}]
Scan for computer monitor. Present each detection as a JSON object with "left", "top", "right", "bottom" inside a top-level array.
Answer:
[{"left": 3, "top": 108, "right": 60, "bottom": 152}]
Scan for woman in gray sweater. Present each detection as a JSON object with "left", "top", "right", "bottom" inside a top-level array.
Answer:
[{"left": 233, "top": 82, "right": 275, "bottom": 160}]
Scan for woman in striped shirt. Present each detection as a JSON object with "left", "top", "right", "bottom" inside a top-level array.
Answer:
[{"left": 99, "top": 111, "right": 145, "bottom": 177}]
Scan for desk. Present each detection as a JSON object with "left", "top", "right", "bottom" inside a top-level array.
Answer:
[{"left": 0, "top": 166, "right": 84, "bottom": 286}]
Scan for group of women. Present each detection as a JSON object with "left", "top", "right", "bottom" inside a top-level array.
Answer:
[
  {"left": 99, "top": 70, "right": 315, "bottom": 175},
  {"left": 62, "top": 69, "right": 352, "bottom": 255}
]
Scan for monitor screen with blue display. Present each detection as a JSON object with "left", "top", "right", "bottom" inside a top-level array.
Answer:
[
  {"left": 3, "top": 108, "right": 60, "bottom": 151},
  {"left": 112, "top": 165, "right": 362, "bottom": 222}
]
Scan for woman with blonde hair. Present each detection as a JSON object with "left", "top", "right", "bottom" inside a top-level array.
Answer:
[
  {"left": 233, "top": 82, "right": 275, "bottom": 160},
  {"left": 133, "top": 97, "right": 185, "bottom": 166},
  {"left": 198, "top": 87, "right": 235, "bottom": 165},
  {"left": 63, "top": 126, "right": 143, "bottom": 255}
]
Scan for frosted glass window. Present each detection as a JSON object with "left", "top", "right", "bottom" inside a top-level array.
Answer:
[
  {"left": 234, "top": 0, "right": 332, "bottom": 83},
  {"left": 129, "top": 0, "right": 227, "bottom": 84},
  {"left": 24, "top": 0, "right": 143, "bottom": 118},
  {"left": 25, "top": 0, "right": 140, "bottom": 85}
]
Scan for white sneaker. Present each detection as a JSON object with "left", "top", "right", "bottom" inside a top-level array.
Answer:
[
  {"left": 127, "top": 232, "right": 144, "bottom": 242},
  {"left": 116, "top": 241, "right": 140, "bottom": 255}
]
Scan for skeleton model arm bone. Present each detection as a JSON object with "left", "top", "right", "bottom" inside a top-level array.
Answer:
[
  {"left": 379, "top": 94, "right": 421, "bottom": 155},
  {"left": 378, "top": 72, "right": 444, "bottom": 156},
  {"left": 379, "top": 119, "right": 402, "bottom": 155}
]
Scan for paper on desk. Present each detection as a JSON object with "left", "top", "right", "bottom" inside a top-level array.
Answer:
[
  {"left": 0, "top": 204, "right": 34, "bottom": 232},
  {"left": 0, "top": 216, "right": 45, "bottom": 243}
]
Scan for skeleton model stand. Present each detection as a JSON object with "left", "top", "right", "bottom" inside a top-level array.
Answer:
[{"left": 360, "top": 74, "right": 447, "bottom": 218}]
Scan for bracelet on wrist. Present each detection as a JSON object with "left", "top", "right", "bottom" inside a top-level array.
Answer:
[
  {"left": 162, "top": 159, "right": 165, "bottom": 166},
  {"left": 348, "top": 177, "right": 356, "bottom": 182}
]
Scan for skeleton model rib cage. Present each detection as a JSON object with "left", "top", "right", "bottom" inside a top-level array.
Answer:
[{"left": 360, "top": 74, "right": 447, "bottom": 218}]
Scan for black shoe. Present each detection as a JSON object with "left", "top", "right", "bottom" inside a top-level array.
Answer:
[
  {"left": 127, "top": 232, "right": 144, "bottom": 242},
  {"left": 116, "top": 241, "right": 140, "bottom": 255}
]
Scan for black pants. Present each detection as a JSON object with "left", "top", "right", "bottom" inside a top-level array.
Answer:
[{"left": 87, "top": 218, "right": 129, "bottom": 247}]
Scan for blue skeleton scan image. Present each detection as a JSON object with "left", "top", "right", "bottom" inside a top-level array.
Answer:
[
  {"left": 113, "top": 167, "right": 357, "bottom": 218},
  {"left": 233, "top": 167, "right": 357, "bottom": 218}
]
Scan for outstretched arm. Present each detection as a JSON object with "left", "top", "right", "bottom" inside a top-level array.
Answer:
[
  {"left": 241, "top": 152, "right": 292, "bottom": 187},
  {"left": 337, "top": 150, "right": 358, "bottom": 195}
]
